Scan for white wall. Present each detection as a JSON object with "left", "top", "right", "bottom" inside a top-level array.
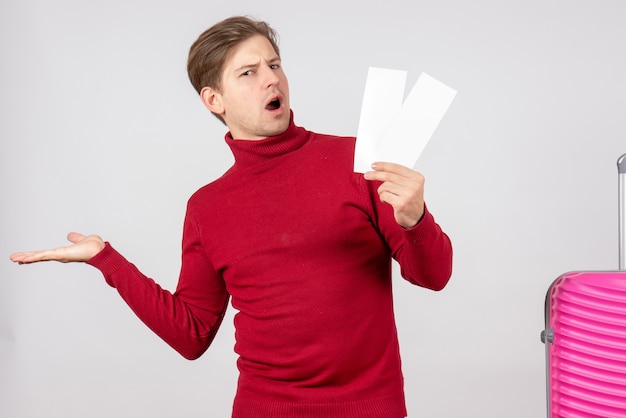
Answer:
[{"left": 2, "top": 1, "right": 625, "bottom": 417}]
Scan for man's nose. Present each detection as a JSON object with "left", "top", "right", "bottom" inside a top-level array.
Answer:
[{"left": 260, "top": 66, "right": 279, "bottom": 88}]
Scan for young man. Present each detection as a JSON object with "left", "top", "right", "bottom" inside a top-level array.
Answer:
[{"left": 11, "top": 16, "right": 453, "bottom": 418}]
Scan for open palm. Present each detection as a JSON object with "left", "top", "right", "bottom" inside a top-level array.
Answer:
[{"left": 10, "top": 232, "right": 105, "bottom": 264}]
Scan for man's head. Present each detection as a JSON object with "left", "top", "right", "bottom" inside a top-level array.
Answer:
[
  {"left": 188, "top": 16, "right": 280, "bottom": 95},
  {"left": 187, "top": 16, "right": 290, "bottom": 139}
]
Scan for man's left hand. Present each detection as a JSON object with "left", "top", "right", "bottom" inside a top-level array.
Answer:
[{"left": 363, "top": 162, "right": 425, "bottom": 229}]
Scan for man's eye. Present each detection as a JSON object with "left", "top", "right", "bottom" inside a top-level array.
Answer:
[
  {"left": 270, "top": 64, "right": 280, "bottom": 70},
  {"left": 241, "top": 70, "right": 254, "bottom": 76}
]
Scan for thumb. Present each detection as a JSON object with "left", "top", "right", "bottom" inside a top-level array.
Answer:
[{"left": 66, "top": 232, "right": 86, "bottom": 244}]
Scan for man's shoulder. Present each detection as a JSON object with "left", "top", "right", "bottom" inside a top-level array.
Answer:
[
  {"left": 186, "top": 167, "right": 235, "bottom": 208},
  {"left": 306, "top": 130, "right": 356, "bottom": 154},
  {"left": 309, "top": 130, "right": 355, "bottom": 143}
]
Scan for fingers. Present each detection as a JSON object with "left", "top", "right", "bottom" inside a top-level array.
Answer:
[
  {"left": 364, "top": 162, "right": 425, "bottom": 198},
  {"left": 376, "top": 178, "right": 420, "bottom": 198},
  {"left": 363, "top": 161, "right": 426, "bottom": 229},
  {"left": 364, "top": 162, "right": 424, "bottom": 185},
  {"left": 10, "top": 249, "right": 55, "bottom": 264},
  {"left": 10, "top": 232, "right": 105, "bottom": 265},
  {"left": 366, "top": 161, "right": 416, "bottom": 176},
  {"left": 67, "top": 232, "right": 86, "bottom": 244},
  {"left": 9, "top": 252, "right": 30, "bottom": 263}
]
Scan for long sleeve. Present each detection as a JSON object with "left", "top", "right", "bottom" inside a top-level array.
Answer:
[
  {"left": 361, "top": 176, "right": 453, "bottom": 291},
  {"left": 396, "top": 206, "right": 453, "bottom": 290},
  {"left": 86, "top": 209, "right": 230, "bottom": 360}
]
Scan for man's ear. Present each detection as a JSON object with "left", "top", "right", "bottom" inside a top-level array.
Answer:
[{"left": 200, "top": 87, "right": 225, "bottom": 115}]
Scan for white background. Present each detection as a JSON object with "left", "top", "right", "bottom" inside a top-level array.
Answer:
[{"left": 2, "top": 1, "right": 625, "bottom": 417}]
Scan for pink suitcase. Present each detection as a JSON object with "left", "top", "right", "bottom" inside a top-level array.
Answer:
[{"left": 541, "top": 154, "right": 626, "bottom": 417}]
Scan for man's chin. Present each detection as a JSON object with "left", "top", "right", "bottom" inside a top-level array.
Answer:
[{"left": 265, "top": 115, "right": 290, "bottom": 136}]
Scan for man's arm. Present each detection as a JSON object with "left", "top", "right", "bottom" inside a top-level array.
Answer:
[
  {"left": 9, "top": 220, "right": 230, "bottom": 360},
  {"left": 363, "top": 161, "right": 453, "bottom": 291}
]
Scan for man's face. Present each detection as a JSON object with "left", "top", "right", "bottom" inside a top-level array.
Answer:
[{"left": 211, "top": 35, "right": 290, "bottom": 140}]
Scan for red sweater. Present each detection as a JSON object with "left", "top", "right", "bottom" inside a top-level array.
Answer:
[{"left": 87, "top": 116, "right": 452, "bottom": 417}]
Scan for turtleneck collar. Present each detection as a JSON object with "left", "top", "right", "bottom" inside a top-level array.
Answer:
[{"left": 224, "top": 111, "right": 310, "bottom": 167}]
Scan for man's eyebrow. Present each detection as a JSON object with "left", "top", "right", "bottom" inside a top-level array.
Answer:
[
  {"left": 234, "top": 56, "right": 281, "bottom": 71},
  {"left": 233, "top": 61, "right": 259, "bottom": 73}
]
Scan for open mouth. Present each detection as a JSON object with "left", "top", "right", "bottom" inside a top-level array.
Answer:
[{"left": 266, "top": 98, "right": 281, "bottom": 111}]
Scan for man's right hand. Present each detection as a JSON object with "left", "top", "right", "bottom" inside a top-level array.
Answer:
[{"left": 10, "top": 232, "right": 105, "bottom": 264}]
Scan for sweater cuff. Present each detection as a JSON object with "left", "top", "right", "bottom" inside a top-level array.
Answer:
[
  {"left": 402, "top": 204, "right": 437, "bottom": 242},
  {"left": 86, "top": 242, "right": 126, "bottom": 287}
]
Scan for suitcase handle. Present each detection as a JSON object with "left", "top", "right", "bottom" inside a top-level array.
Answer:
[
  {"left": 541, "top": 154, "right": 626, "bottom": 418},
  {"left": 617, "top": 154, "right": 626, "bottom": 270}
]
